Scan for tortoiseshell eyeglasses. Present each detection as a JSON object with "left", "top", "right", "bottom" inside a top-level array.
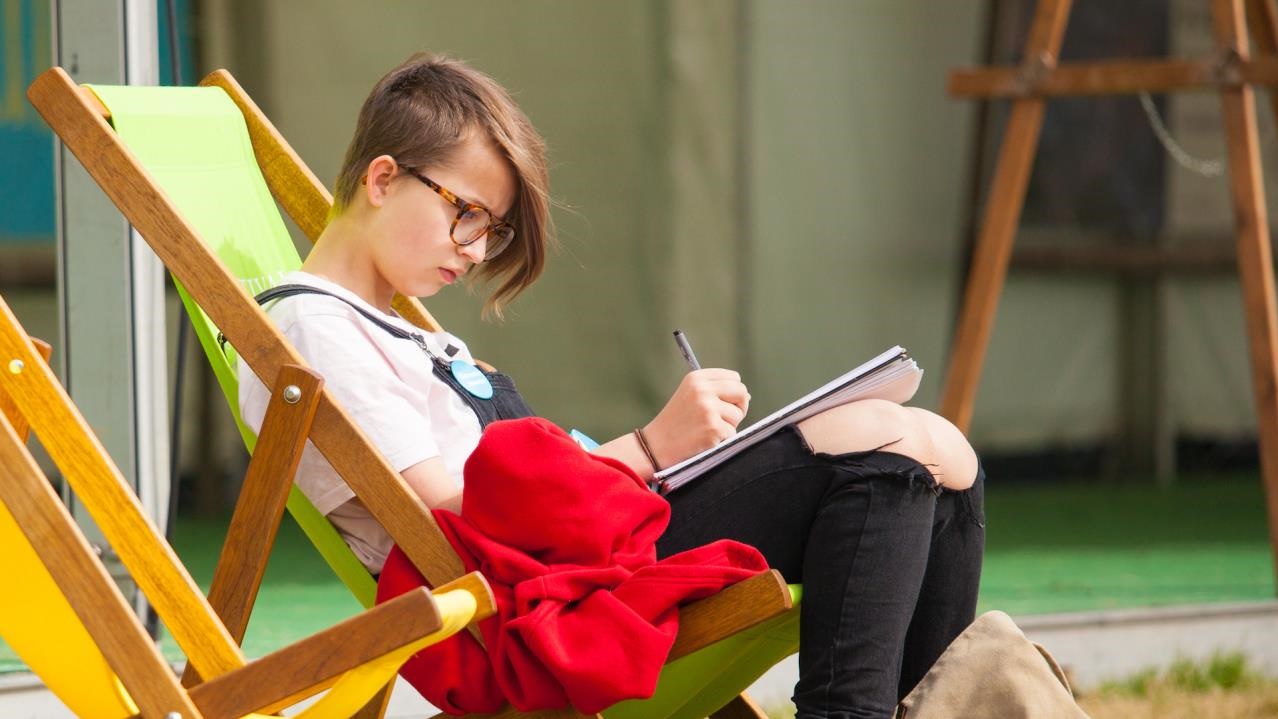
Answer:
[{"left": 401, "top": 166, "right": 516, "bottom": 261}]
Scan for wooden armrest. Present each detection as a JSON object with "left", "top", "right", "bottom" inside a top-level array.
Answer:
[
  {"left": 435, "top": 571, "right": 791, "bottom": 719},
  {"left": 668, "top": 569, "right": 792, "bottom": 661},
  {"left": 435, "top": 570, "right": 498, "bottom": 623},
  {"left": 189, "top": 587, "right": 443, "bottom": 718}
]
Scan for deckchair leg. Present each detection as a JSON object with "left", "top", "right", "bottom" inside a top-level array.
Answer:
[
  {"left": 709, "top": 691, "right": 768, "bottom": 719},
  {"left": 183, "top": 364, "right": 323, "bottom": 686}
]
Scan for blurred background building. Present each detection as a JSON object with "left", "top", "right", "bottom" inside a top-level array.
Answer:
[
  {"left": 5, "top": 1, "right": 1278, "bottom": 712},
  {"left": 4, "top": 0, "right": 1275, "bottom": 505}
]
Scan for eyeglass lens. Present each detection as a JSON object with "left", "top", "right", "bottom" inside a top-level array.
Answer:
[{"left": 455, "top": 208, "right": 514, "bottom": 259}]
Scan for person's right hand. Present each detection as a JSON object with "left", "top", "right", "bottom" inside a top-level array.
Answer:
[{"left": 642, "top": 369, "right": 750, "bottom": 469}]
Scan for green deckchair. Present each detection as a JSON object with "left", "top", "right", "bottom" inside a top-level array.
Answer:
[{"left": 29, "top": 65, "right": 799, "bottom": 719}]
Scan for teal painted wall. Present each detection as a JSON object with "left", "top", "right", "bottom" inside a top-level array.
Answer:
[
  {"left": 0, "top": 0, "right": 52, "bottom": 244},
  {"left": 0, "top": 0, "right": 195, "bottom": 247}
]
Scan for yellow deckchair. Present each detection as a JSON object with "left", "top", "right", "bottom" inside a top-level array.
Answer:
[
  {"left": 27, "top": 65, "right": 799, "bottom": 719},
  {"left": 0, "top": 294, "right": 495, "bottom": 718}
]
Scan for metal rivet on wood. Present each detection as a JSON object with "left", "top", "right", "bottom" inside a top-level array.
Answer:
[
  {"left": 282, "top": 385, "right": 301, "bottom": 404},
  {"left": 7, "top": 359, "right": 23, "bottom": 374}
]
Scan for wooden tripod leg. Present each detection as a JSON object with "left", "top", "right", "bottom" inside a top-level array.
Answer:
[
  {"left": 938, "top": 0, "right": 1074, "bottom": 432},
  {"left": 1215, "top": 0, "right": 1278, "bottom": 586},
  {"left": 1246, "top": 0, "right": 1278, "bottom": 123}
]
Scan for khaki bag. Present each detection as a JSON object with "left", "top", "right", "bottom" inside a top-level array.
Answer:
[{"left": 896, "top": 611, "right": 1090, "bottom": 718}]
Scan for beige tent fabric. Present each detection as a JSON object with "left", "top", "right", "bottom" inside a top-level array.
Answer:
[{"left": 896, "top": 611, "right": 1091, "bottom": 719}]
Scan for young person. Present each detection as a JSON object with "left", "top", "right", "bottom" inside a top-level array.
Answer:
[{"left": 239, "top": 53, "right": 985, "bottom": 719}]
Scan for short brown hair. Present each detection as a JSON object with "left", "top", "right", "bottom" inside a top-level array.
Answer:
[{"left": 333, "top": 53, "right": 552, "bottom": 317}]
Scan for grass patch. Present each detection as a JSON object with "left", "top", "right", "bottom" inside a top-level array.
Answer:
[
  {"left": 979, "top": 472, "right": 1274, "bottom": 615},
  {"left": 1079, "top": 653, "right": 1278, "bottom": 719},
  {"left": 1097, "top": 652, "right": 1263, "bottom": 695},
  {"left": 982, "top": 471, "right": 1270, "bottom": 551}
]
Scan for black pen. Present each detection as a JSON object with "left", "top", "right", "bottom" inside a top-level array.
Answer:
[{"left": 673, "top": 329, "right": 701, "bottom": 371}]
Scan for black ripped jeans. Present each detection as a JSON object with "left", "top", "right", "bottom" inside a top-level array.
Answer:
[{"left": 656, "top": 425, "right": 985, "bottom": 719}]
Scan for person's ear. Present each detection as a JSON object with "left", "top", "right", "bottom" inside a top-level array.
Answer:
[{"left": 364, "top": 155, "right": 399, "bottom": 207}]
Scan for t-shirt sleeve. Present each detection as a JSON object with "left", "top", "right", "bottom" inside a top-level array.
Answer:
[
  {"left": 239, "top": 307, "right": 440, "bottom": 514},
  {"left": 287, "top": 311, "right": 441, "bottom": 470}
]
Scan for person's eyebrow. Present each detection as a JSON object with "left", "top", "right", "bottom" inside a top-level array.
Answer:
[
  {"left": 454, "top": 184, "right": 495, "bottom": 211},
  {"left": 467, "top": 189, "right": 510, "bottom": 220}
]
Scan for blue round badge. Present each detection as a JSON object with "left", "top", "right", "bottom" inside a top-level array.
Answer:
[{"left": 450, "top": 359, "right": 494, "bottom": 399}]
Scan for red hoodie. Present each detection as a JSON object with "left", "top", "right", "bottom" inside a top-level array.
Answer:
[{"left": 376, "top": 417, "right": 769, "bottom": 714}]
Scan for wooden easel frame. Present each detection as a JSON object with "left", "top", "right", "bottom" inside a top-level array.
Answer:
[{"left": 940, "top": 0, "right": 1278, "bottom": 581}]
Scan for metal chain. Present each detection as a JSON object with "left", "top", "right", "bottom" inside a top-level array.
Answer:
[{"left": 1137, "top": 91, "right": 1225, "bottom": 178}]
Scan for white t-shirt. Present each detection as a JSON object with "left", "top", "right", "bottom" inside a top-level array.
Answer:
[{"left": 236, "top": 271, "right": 483, "bottom": 571}]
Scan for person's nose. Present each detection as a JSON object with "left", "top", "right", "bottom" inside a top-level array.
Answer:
[{"left": 458, "top": 234, "right": 487, "bottom": 264}]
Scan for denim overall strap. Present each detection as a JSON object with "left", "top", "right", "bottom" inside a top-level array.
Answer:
[
  {"left": 252, "top": 285, "right": 533, "bottom": 429},
  {"left": 429, "top": 361, "right": 533, "bottom": 428}
]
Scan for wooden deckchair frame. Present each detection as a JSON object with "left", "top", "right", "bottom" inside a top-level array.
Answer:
[
  {"left": 27, "top": 66, "right": 792, "bottom": 719},
  {"left": 0, "top": 318, "right": 490, "bottom": 718}
]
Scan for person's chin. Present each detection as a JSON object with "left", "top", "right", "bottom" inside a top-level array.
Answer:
[{"left": 409, "top": 279, "right": 446, "bottom": 298}]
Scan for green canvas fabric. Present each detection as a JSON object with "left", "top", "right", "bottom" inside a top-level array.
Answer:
[
  {"left": 606, "top": 585, "right": 801, "bottom": 719},
  {"left": 88, "top": 82, "right": 800, "bottom": 718},
  {"left": 88, "top": 83, "right": 376, "bottom": 606}
]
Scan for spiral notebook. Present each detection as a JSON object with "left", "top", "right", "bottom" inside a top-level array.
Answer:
[{"left": 652, "top": 346, "right": 923, "bottom": 493}]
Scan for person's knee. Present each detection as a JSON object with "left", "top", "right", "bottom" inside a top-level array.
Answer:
[
  {"left": 905, "top": 408, "right": 978, "bottom": 490},
  {"left": 798, "top": 399, "right": 936, "bottom": 467},
  {"left": 797, "top": 401, "right": 978, "bottom": 491}
]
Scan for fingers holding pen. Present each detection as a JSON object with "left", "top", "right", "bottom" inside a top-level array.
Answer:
[
  {"left": 644, "top": 333, "right": 750, "bottom": 468},
  {"left": 682, "top": 368, "right": 751, "bottom": 433},
  {"left": 672, "top": 332, "right": 748, "bottom": 419},
  {"left": 711, "top": 373, "right": 751, "bottom": 419},
  {"left": 686, "top": 370, "right": 749, "bottom": 427},
  {"left": 644, "top": 368, "right": 751, "bottom": 468}
]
